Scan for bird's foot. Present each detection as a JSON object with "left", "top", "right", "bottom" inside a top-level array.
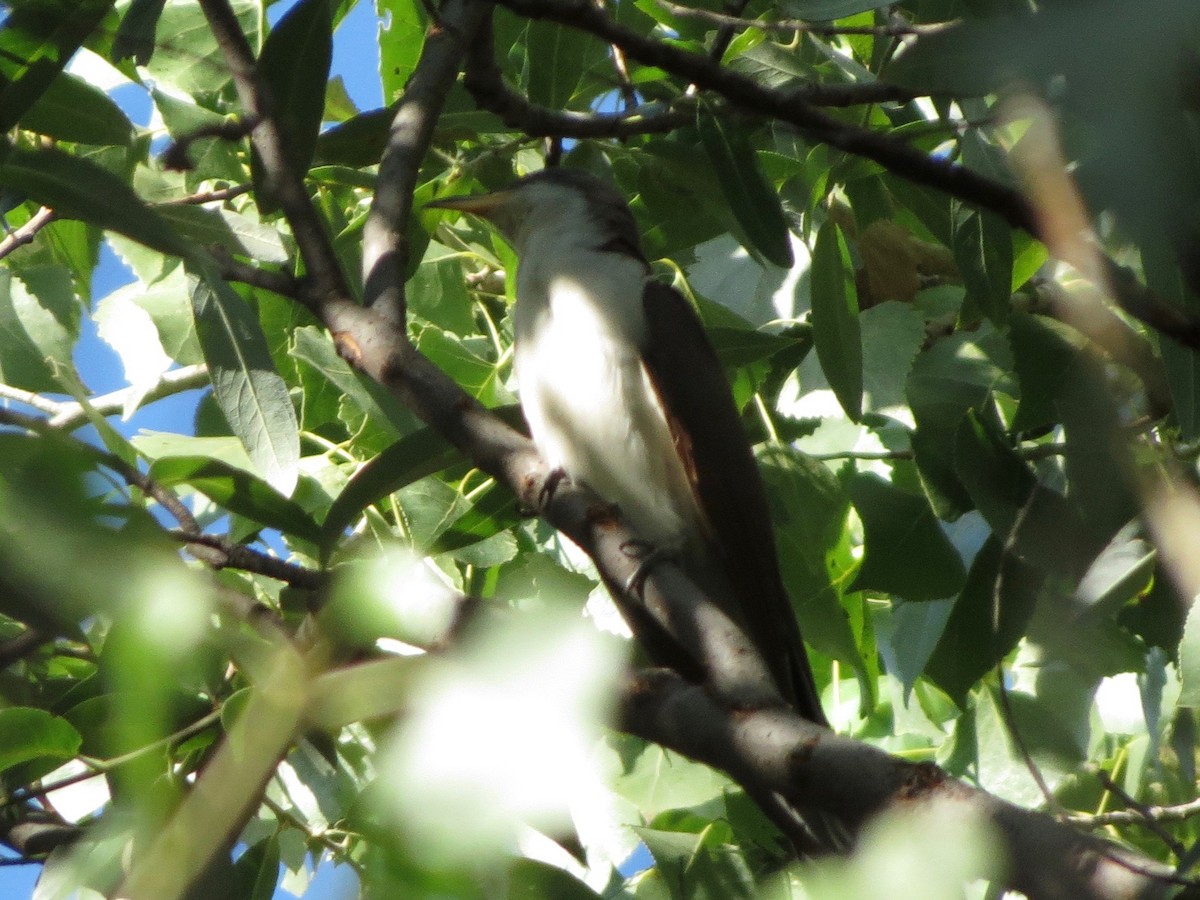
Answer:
[
  {"left": 521, "top": 467, "right": 570, "bottom": 517},
  {"left": 538, "top": 467, "right": 570, "bottom": 509},
  {"left": 620, "top": 539, "right": 672, "bottom": 598}
]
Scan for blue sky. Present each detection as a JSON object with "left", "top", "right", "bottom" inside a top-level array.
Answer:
[{"left": 0, "top": 1, "right": 379, "bottom": 897}]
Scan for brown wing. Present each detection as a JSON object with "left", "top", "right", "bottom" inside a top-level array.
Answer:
[{"left": 639, "top": 281, "right": 827, "bottom": 725}]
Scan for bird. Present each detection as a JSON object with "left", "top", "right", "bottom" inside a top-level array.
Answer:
[{"left": 428, "top": 168, "right": 827, "bottom": 728}]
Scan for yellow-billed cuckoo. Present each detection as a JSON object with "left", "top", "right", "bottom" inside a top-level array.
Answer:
[{"left": 429, "top": 169, "right": 826, "bottom": 726}]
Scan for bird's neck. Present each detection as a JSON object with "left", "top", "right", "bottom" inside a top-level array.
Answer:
[{"left": 513, "top": 228, "right": 650, "bottom": 344}]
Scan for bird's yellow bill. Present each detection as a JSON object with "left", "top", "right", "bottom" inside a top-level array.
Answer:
[{"left": 425, "top": 190, "right": 514, "bottom": 217}]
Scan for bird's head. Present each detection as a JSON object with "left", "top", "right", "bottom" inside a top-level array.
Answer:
[{"left": 427, "top": 169, "right": 645, "bottom": 261}]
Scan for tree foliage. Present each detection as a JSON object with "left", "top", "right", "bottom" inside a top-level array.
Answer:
[{"left": 1, "top": 0, "right": 1199, "bottom": 897}]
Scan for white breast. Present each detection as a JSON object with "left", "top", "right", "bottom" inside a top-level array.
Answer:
[{"left": 513, "top": 248, "right": 702, "bottom": 550}]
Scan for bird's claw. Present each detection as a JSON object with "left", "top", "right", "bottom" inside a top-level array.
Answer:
[
  {"left": 538, "top": 467, "right": 570, "bottom": 510},
  {"left": 621, "top": 539, "right": 669, "bottom": 597},
  {"left": 520, "top": 467, "right": 570, "bottom": 517}
]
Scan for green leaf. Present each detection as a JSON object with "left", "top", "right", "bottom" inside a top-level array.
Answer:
[
  {"left": 1180, "top": 597, "right": 1200, "bottom": 707},
  {"left": 415, "top": 326, "right": 509, "bottom": 406},
  {"left": 152, "top": 89, "right": 247, "bottom": 183},
  {"left": 758, "top": 446, "right": 860, "bottom": 672},
  {"left": 905, "top": 325, "right": 1014, "bottom": 519},
  {"left": 952, "top": 411, "right": 1035, "bottom": 540},
  {"left": 951, "top": 203, "right": 1012, "bottom": 324},
  {"left": 112, "top": 0, "right": 168, "bottom": 66},
  {"left": 974, "top": 686, "right": 1083, "bottom": 806},
  {"left": 429, "top": 482, "right": 521, "bottom": 555},
  {"left": 0, "top": 708, "right": 82, "bottom": 773},
  {"left": 1076, "top": 521, "right": 1155, "bottom": 614},
  {"left": 611, "top": 737, "right": 732, "bottom": 821},
  {"left": 320, "top": 427, "right": 459, "bottom": 561},
  {"left": 141, "top": 0, "right": 259, "bottom": 96},
  {"left": 953, "top": 411, "right": 1088, "bottom": 574},
  {"left": 1007, "top": 311, "right": 1087, "bottom": 433},
  {"left": 378, "top": 0, "right": 428, "bottom": 102},
  {"left": 925, "top": 537, "right": 1040, "bottom": 704},
  {"left": 314, "top": 105, "right": 393, "bottom": 167},
  {"left": 291, "top": 325, "right": 416, "bottom": 436},
  {"left": 810, "top": 220, "right": 863, "bottom": 421},
  {"left": 188, "top": 266, "right": 301, "bottom": 495},
  {"left": 883, "top": 18, "right": 1015, "bottom": 96},
  {"left": 506, "top": 859, "right": 601, "bottom": 900},
  {"left": 0, "top": 265, "right": 79, "bottom": 392},
  {"left": 408, "top": 244, "right": 476, "bottom": 335},
  {"left": 231, "top": 834, "right": 281, "bottom": 900},
  {"left": 157, "top": 205, "right": 289, "bottom": 265},
  {"left": 697, "top": 109, "right": 793, "bottom": 268},
  {"left": 0, "top": 147, "right": 187, "bottom": 257},
  {"left": 849, "top": 473, "right": 966, "bottom": 600},
  {"left": 150, "top": 456, "right": 320, "bottom": 543},
  {"left": 18, "top": 71, "right": 132, "bottom": 145},
  {"left": 525, "top": 21, "right": 602, "bottom": 110},
  {"left": 0, "top": 0, "right": 115, "bottom": 133},
  {"left": 254, "top": 0, "right": 333, "bottom": 211}
]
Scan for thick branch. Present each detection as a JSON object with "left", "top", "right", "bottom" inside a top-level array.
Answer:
[{"left": 621, "top": 669, "right": 1186, "bottom": 900}]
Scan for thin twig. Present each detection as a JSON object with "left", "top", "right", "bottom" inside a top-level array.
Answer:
[
  {"left": 0, "top": 207, "right": 57, "bottom": 262},
  {"left": 1, "top": 709, "right": 224, "bottom": 809},
  {"left": 48, "top": 364, "right": 211, "bottom": 431},
  {"left": 0, "top": 383, "right": 64, "bottom": 415},
  {"left": 805, "top": 442, "right": 1068, "bottom": 462},
  {"left": 1086, "top": 768, "right": 1189, "bottom": 858},
  {"left": 161, "top": 117, "right": 260, "bottom": 172},
  {"left": 207, "top": 250, "right": 303, "bottom": 299},
  {"left": 170, "top": 531, "right": 325, "bottom": 591},
  {"left": 160, "top": 183, "right": 253, "bottom": 206},
  {"left": 657, "top": 1, "right": 945, "bottom": 38}
]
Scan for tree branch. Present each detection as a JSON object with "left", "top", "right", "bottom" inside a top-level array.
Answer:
[
  {"left": 170, "top": 531, "right": 325, "bottom": 591},
  {"left": 655, "top": 1, "right": 947, "bottom": 40},
  {"left": 47, "top": 364, "right": 210, "bottom": 431},
  {"left": 488, "top": 0, "right": 1200, "bottom": 353},
  {"left": 361, "top": 0, "right": 492, "bottom": 324},
  {"left": 199, "top": 0, "right": 350, "bottom": 310},
  {"left": 491, "top": 0, "right": 1029, "bottom": 224},
  {"left": 620, "top": 668, "right": 1189, "bottom": 900},
  {"left": 0, "top": 207, "right": 56, "bottom": 262},
  {"left": 464, "top": 18, "right": 692, "bottom": 138}
]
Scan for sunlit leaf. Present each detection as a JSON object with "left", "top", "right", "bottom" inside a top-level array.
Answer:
[{"left": 188, "top": 265, "right": 301, "bottom": 495}]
